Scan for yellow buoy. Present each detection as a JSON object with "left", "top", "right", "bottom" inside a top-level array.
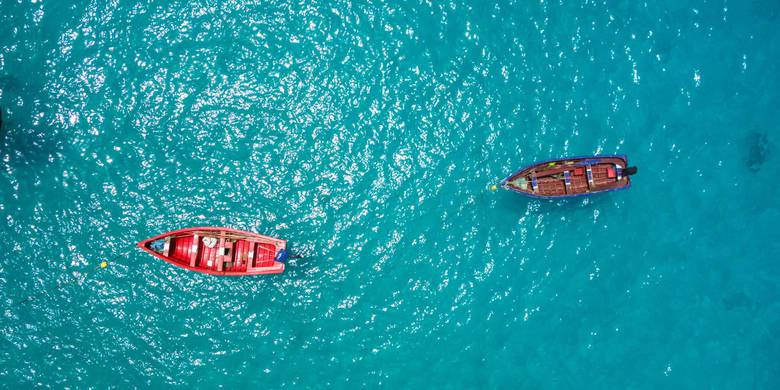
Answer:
[
  {"left": 100, "top": 261, "right": 108, "bottom": 268},
  {"left": 489, "top": 185, "right": 498, "bottom": 191}
]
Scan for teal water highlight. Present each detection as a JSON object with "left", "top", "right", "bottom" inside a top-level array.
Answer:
[{"left": 1, "top": 0, "right": 779, "bottom": 387}]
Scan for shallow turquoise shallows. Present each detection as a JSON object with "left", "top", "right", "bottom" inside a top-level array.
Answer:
[{"left": 1, "top": 0, "right": 779, "bottom": 387}]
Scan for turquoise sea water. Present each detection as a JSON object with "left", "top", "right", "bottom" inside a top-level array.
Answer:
[{"left": 1, "top": 0, "right": 779, "bottom": 387}]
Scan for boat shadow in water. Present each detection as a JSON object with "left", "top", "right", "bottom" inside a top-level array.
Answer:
[{"left": 497, "top": 190, "right": 620, "bottom": 217}]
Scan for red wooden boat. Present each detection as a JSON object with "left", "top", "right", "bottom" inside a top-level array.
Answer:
[
  {"left": 138, "top": 227, "right": 287, "bottom": 276},
  {"left": 502, "top": 155, "right": 637, "bottom": 198}
]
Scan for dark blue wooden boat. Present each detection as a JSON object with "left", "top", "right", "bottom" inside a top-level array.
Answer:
[{"left": 502, "top": 155, "right": 637, "bottom": 199}]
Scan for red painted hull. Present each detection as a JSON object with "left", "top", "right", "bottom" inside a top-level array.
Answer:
[{"left": 138, "top": 227, "right": 285, "bottom": 276}]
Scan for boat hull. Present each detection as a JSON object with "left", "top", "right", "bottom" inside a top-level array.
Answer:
[
  {"left": 502, "top": 155, "right": 632, "bottom": 199},
  {"left": 138, "top": 227, "right": 286, "bottom": 276}
]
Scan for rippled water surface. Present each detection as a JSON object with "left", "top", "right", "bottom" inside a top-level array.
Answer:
[{"left": 1, "top": 0, "right": 779, "bottom": 387}]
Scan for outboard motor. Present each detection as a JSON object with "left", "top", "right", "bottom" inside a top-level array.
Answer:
[
  {"left": 274, "top": 249, "right": 290, "bottom": 263},
  {"left": 623, "top": 166, "right": 638, "bottom": 176}
]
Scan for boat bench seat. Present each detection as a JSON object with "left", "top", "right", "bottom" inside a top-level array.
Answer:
[
  {"left": 189, "top": 235, "right": 200, "bottom": 267},
  {"left": 162, "top": 237, "right": 171, "bottom": 257}
]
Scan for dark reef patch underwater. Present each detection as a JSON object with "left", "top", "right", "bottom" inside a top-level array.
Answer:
[{"left": 745, "top": 130, "right": 771, "bottom": 172}]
